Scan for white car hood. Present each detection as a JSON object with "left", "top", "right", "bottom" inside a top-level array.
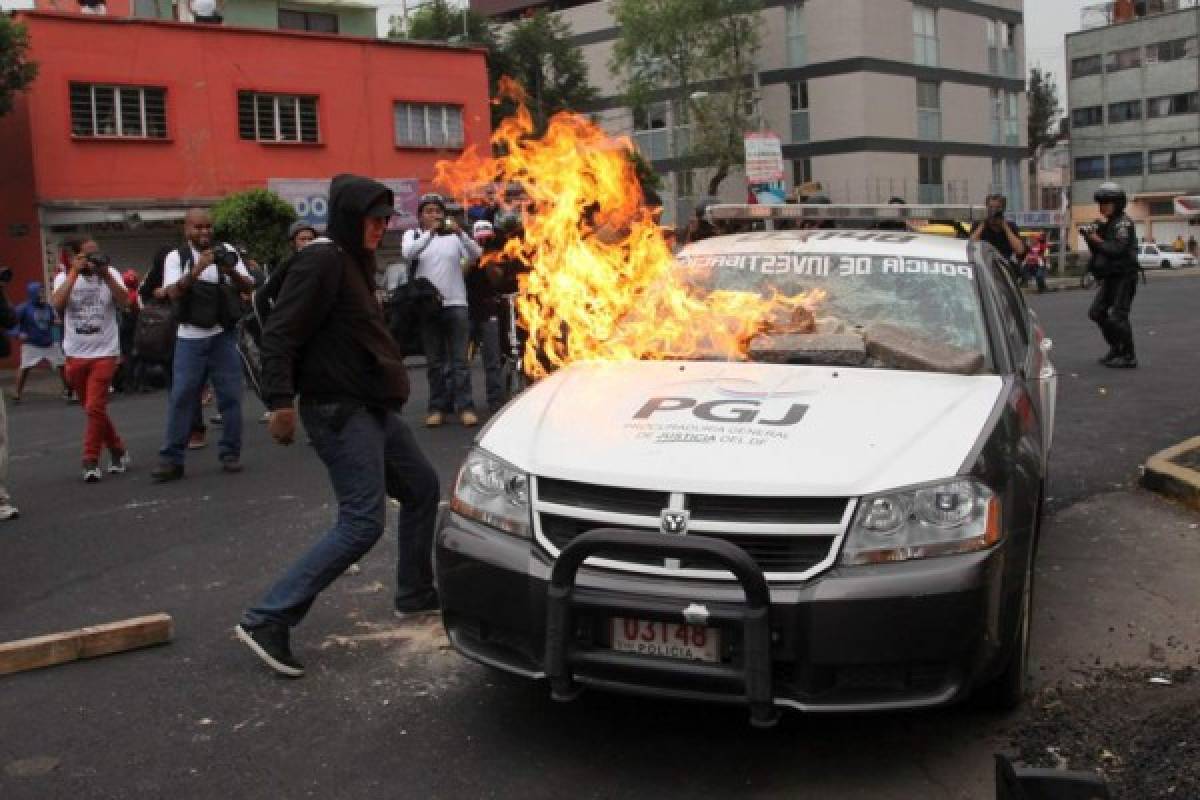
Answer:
[{"left": 479, "top": 361, "right": 1004, "bottom": 497}]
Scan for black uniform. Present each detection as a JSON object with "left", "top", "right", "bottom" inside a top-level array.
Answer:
[{"left": 1085, "top": 213, "right": 1139, "bottom": 362}]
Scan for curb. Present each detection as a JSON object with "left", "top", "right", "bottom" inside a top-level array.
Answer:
[{"left": 1141, "top": 436, "right": 1200, "bottom": 512}]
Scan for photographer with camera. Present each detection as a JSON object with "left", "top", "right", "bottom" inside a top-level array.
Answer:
[
  {"left": 969, "top": 193, "right": 1027, "bottom": 280},
  {"left": 50, "top": 238, "right": 132, "bottom": 482},
  {"left": 151, "top": 208, "right": 254, "bottom": 482},
  {"left": 1083, "top": 182, "right": 1139, "bottom": 368},
  {"left": 401, "top": 193, "right": 482, "bottom": 428}
]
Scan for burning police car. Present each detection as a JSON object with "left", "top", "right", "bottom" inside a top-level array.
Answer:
[{"left": 435, "top": 204, "right": 1056, "bottom": 726}]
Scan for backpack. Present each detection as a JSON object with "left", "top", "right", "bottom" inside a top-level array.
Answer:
[
  {"left": 133, "top": 300, "right": 177, "bottom": 362},
  {"left": 236, "top": 238, "right": 334, "bottom": 402}
]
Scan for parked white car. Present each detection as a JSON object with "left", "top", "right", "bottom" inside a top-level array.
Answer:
[{"left": 1137, "top": 244, "right": 1196, "bottom": 269}]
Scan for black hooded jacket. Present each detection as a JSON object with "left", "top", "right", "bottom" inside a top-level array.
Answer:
[{"left": 260, "top": 174, "right": 409, "bottom": 410}]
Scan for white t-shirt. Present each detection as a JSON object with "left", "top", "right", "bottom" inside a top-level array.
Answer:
[
  {"left": 401, "top": 228, "right": 481, "bottom": 308},
  {"left": 53, "top": 268, "right": 124, "bottom": 358},
  {"left": 162, "top": 244, "right": 251, "bottom": 339}
]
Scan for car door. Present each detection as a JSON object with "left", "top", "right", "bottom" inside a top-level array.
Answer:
[{"left": 990, "top": 256, "right": 1056, "bottom": 461}]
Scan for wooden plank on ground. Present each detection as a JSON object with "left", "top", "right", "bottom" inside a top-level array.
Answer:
[{"left": 0, "top": 613, "right": 173, "bottom": 677}]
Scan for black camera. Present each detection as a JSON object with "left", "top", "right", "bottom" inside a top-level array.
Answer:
[
  {"left": 0, "top": 266, "right": 12, "bottom": 284},
  {"left": 435, "top": 219, "right": 456, "bottom": 236},
  {"left": 86, "top": 252, "right": 110, "bottom": 269},
  {"left": 212, "top": 244, "right": 240, "bottom": 269},
  {"left": 1078, "top": 223, "right": 1097, "bottom": 237}
]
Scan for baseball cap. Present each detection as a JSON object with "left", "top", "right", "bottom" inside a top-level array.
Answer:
[
  {"left": 365, "top": 199, "right": 396, "bottom": 218},
  {"left": 472, "top": 220, "right": 495, "bottom": 238},
  {"left": 288, "top": 221, "right": 318, "bottom": 240},
  {"left": 418, "top": 193, "right": 446, "bottom": 213}
]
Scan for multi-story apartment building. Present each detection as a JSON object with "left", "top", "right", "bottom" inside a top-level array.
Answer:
[
  {"left": 1066, "top": 1, "right": 1200, "bottom": 242},
  {"left": 475, "top": 0, "right": 1029, "bottom": 226},
  {"left": 0, "top": 7, "right": 489, "bottom": 298}
]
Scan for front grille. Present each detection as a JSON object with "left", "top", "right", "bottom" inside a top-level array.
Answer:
[
  {"left": 686, "top": 495, "right": 845, "bottom": 525},
  {"left": 534, "top": 477, "right": 850, "bottom": 581},
  {"left": 537, "top": 477, "right": 668, "bottom": 516},
  {"left": 678, "top": 535, "right": 836, "bottom": 572}
]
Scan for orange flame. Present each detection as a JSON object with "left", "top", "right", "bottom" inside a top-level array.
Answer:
[{"left": 434, "top": 78, "right": 821, "bottom": 379}]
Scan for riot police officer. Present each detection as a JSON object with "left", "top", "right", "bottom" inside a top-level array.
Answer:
[{"left": 1083, "top": 182, "right": 1139, "bottom": 368}]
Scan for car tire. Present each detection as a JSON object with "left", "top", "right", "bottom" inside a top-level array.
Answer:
[
  {"left": 1161, "top": 260, "right": 1171, "bottom": 269},
  {"left": 974, "top": 505, "right": 1040, "bottom": 712}
]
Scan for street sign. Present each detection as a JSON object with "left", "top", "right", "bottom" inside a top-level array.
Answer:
[
  {"left": 268, "top": 178, "right": 420, "bottom": 230},
  {"left": 1011, "top": 210, "right": 1064, "bottom": 228},
  {"left": 743, "top": 132, "right": 784, "bottom": 184}
]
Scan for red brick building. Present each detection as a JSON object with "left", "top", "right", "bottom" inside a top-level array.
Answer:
[{"left": 0, "top": 11, "right": 489, "bottom": 288}]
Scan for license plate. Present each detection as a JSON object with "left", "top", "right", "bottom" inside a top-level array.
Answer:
[{"left": 609, "top": 617, "right": 720, "bottom": 663}]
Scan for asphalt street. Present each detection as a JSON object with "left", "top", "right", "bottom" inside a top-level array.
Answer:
[{"left": 2, "top": 271, "right": 1198, "bottom": 799}]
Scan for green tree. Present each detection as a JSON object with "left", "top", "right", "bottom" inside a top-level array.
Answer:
[
  {"left": 0, "top": 15, "right": 38, "bottom": 118},
  {"left": 495, "top": 11, "right": 596, "bottom": 134},
  {"left": 1027, "top": 66, "right": 1062, "bottom": 156},
  {"left": 611, "top": 0, "right": 762, "bottom": 197},
  {"left": 403, "top": 0, "right": 494, "bottom": 44},
  {"left": 210, "top": 189, "right": 297, "bottom": 270}
]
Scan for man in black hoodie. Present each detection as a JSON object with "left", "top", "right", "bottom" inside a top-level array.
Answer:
[{"left": 235, "top": 174, "right": 440, "bottom": 678}]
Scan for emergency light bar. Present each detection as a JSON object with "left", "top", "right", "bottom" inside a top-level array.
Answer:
[{"left": 706, "top": 203, "right": 986, "bottom": 224}]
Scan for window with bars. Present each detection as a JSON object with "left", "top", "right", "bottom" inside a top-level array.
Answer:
[
  {"left": 917, "top": 80, "right": 940, "bottom": 140},
  {"left": 1070, "top": 54, "right": 1102, "bottom": 78},
  {"left": 69, "top": 83, "right": 167, "bottom": 139},
  {"left": 1146, "top": 36, "right": 1198, "bottom": 63},
  {"left": 1108, "top": 152, "right": 1143, "bottom": 177},
  {"left": 789, "top": 81, "right": 809, "bottom": 143},
  {"left": 1105, "top": 46, "right": 1141, "bottom": 72},
  {"left": 1107, "top": 100, "right": 1142, "bottom": 123},
  {"left": 1071, "top": 105, "right": 1103, "bottom": 128},
  {"left": 278, "top": 9, "right": 338, "bottom": 32},
  {"left": 394, "top": 102, "right": 465, "bottom": 148},
  {"left": 913, "top": 5, "right": 938, "bottom": 67},
  {"left": 237, "top": 92, "right": 320, "bottom": 143},
  {"left": 1146, "top": 91, "right": 1200, "bottom": 118},
  {"left": 786, "top": 2, "right": 806, "bottom": 67}
]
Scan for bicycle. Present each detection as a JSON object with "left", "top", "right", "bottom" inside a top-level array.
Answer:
[
  {"left": 497, "top": 293, "right": 527, "bottom": 402},
  {"left": 1079, "top": 267, "right": 1146, "bottom": 289}
]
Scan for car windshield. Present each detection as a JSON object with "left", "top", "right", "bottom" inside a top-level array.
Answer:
[{"left": 673, "top": 248, "right": 993, "bottom": 375}]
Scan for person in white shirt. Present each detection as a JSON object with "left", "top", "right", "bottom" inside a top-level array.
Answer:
[
  {"left": 151, "top": 208, "right": 254, "bottom": 482},
  {"left": 50, "top": 238, "right": 132, "bottom": 483},
  {"left": 401, "top": 193, "right": 482, "bottom": 427}
]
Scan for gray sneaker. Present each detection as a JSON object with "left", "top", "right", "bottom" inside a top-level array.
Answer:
[
  {"left": 82, "top": 462, "right": 102, "bottom": 483},
  {"left": 0, "top": 503, "right": 19, "bottom": 520},
  {"left": 108, "top": 450, "right": 132, "bottom": 474}
]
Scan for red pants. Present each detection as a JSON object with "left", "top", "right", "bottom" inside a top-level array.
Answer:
[{"left": 65, "top": 356, "right": 125, "bottom": 464}]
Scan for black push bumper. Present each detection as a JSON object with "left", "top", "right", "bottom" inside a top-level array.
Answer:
[{"left": 545, "top": 528, "right": 779, "bottom": 727}]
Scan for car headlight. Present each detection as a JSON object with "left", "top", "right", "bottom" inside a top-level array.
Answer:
[
  {"left": 841, "top": 479, "right": 1001, "bottom": 565},
  {"left": 449, "top": 447, "right": 531, "bottom": 538}
]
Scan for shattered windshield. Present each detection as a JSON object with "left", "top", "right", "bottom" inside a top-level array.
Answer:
[{"left": 675, "top": 249, "right": 992, "bottom": 374}]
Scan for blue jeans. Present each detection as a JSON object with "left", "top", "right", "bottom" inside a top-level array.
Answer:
[
  {"left": 470, "top": 315, "right": 504, "bottom": 410},
  {"left": 243, "top": 404, "right": 440, "bottom": 627},
  {"left": 160, "top": 330, "right": 242, "bottom": 465},
  {"left": 420, "top": 306, "right": 473, "bottom": 413}
]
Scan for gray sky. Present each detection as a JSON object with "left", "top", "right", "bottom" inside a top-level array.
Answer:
[{"left": 1025, "top": 0, "right": 1092, "bottom": 110}]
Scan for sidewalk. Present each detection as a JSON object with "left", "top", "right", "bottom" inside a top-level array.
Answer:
[{"left": 1026, "top": 265, "right": 1200, "bottom": 294}]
